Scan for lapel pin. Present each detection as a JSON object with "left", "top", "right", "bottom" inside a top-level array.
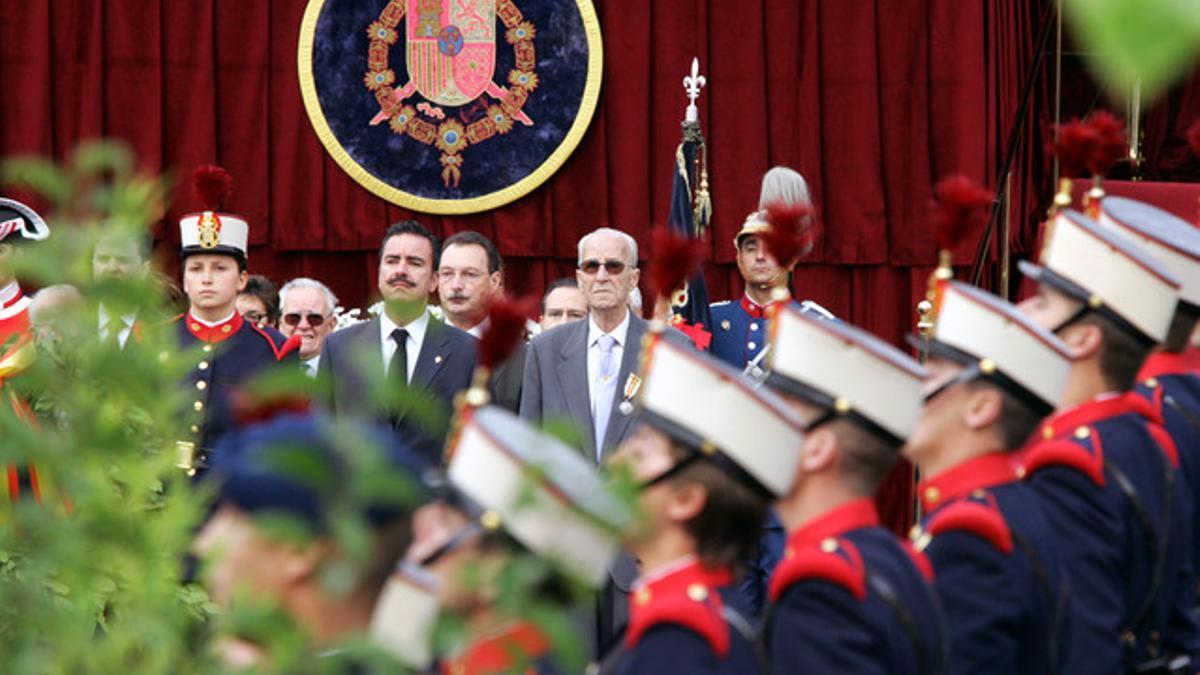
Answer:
[
  {"left": 434, "top": 355, "right": 443, "bottom": 364},
  {"left": 619, "top": 373, "right": 642, "bottom": 415}
]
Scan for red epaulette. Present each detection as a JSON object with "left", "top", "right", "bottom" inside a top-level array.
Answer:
[
  {"left": 767, "top": 537, "right": 867, "bottom": 603},
  {"left": 440, "top": 622, "right": 550, "bottom": 675},
  {"left": 247, "top": 322, "right": 299, "bottom": 361},
  {"left": 903, "top": 541, "right": 935, "bottom": 582},
  {"left": 626, "top": 566, "right": 731, "bottom": 658},
  {"left": 924, "top": 498, "right": 1013, "bottom": 555},
  {"left": 1019, "top": 436, "right": 1105, "bottom": 487}
]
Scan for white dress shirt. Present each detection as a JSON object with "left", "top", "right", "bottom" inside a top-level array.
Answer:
[
  {"left": 98, "top": 305, "right": 138, "bottom": 349},
  {"left": 586, "top": 310, "right": 630, "bottom": 456},
  {"left": 380, "top": 309, "right": 430, "bottom": 382},
  {"left": 464, "top": 316, "right": 490, "bottom": 339},
  {"left": 302, "top": 354, "right": 320, "bottom": 378}
]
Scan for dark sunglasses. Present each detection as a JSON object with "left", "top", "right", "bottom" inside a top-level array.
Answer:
[
  {"left": 283, "top": 312, "right": 327, "bottom": 327},
  {"left": 579, "top": 258, "right": 627, "bottom": 276}
]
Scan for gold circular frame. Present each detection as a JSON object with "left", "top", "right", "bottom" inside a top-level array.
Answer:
[{"left": 297, "top": 0, "right": 603, "bottom": 215}]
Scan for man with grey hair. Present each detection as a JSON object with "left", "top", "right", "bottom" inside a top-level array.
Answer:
[
  {"left": 278, "top": 277, "right": 338, "bottom": 377},
  {"left": 519, "top": 226, "right": 648, "bottom": 657}
]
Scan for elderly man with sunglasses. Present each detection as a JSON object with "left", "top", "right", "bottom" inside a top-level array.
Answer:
[
  {"left": 519, "top": 226, "right": 652, "bottom": 657},
  {"left": 278, "top": 278, "right": 339, "bottom": 378}
]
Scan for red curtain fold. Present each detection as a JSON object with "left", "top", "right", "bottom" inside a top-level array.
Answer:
[{"left": 0, "top": 0, "right": 1057, "bottom": 532}]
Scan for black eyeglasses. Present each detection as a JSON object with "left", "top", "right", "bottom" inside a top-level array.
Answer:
[
  {"left": 283, "top": 312, "right": 327, "bottom": 327},
  {"left": 579, "top": 259, "right": 627, "bottom": 276}
]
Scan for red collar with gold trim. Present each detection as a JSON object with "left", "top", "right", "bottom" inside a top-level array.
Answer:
[
  {"left": 627, "top": 558, "right": 734, "bottom": 656},
  {"left": 185, "top": 311, "right": 244, "bottom": 344},
  {"left": 918, "top": 452, "right": 1017, "bottom": 513},
  {"left": 740, "top": 293, "right": 789, "bottom": 319},
  {"left": 1034, "top": 392, "right": 1160, "bottom": 441},
  {"left": 788, "top": 498, "right": 880, "bottom": 551},
  {"left": 1139, "top": 352, "right": 1190, "bottom": 382},
  {"left": 439, "top": 621, "right": 550, "bottom": 675}
]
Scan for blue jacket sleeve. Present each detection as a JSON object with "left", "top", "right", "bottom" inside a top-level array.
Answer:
[
  {"left": 618, "top": 626, "right": 722, "bottom": 674},
  {"left": 766, "top": 581, "right": 887, "bottom": 675}
]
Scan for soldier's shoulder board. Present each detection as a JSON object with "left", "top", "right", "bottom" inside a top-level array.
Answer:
[
  {"left": 768, "top": 537, "right": 867, "bottom": 603},
  {"left": 924, "top": 499, "right": 1013, "bottom": 555}
]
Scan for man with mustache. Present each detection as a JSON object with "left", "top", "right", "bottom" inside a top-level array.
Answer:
[
  {"left": 319, "top": 220, "right": 477, "bottom": 464},
  {"left": 92, "top": 228, "right": 152, "bottom": 350}
]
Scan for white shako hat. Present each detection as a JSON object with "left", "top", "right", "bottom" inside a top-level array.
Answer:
[
  {"left": 0, "top": 198, "right": 50, "bottom": 244},
  {"left": 767, "top": 306, "right": 926, "bottom": 444},
  {"left": 923, "top": 281, "right": 1073, "bottom": 413},
  {"left": 635, "top": 332, "right": 806, "bottom": 498},
  {"left": 1018, "top": 209, "right": 1180, "bottom": 345},
  {"left": 1098, "top": 196, "right": 1200, "bottom": 311},
  {"left": 444, "top": 405, "right": 630, "bottom": 588},
  {"left": 179, "top": 165, "right": 249, "bottom": 262}
]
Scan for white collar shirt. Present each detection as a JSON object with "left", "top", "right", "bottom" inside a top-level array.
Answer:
[{"left": 380, "top": 309, "right": 430, "bottom": 382}]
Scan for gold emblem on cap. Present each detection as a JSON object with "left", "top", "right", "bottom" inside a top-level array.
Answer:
[
  {"left": 686, "top": 583, "right": 709, "bottom": 602},
  {"left": 699, "top": 440, "right": 718, "bottom": 456},
  {"left": 197, "top": 211, "right": 221, "bottom": 249},
  {"left": 979, "top": 358, "right": 997, "bottom": 375},
  {"left": 1087, "top": 294, "right": 1103, "bottom": 309},
  {"left": 479, "top": 510, "right": 503, "bottom": 531},
  {"left": 1074, "top": 426, "right": 1090, "bottom": 440},
  {"left": 834, "top": 397, "right": 852, "bottom": 414}
]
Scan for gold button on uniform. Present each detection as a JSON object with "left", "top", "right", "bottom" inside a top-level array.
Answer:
[
  {"left": 924, "top": 486, "right": 940, "bottom": 503},
  {"left": 193, "top": 401, "right": 204, "bottom": 412},
  {"left": 202, "top": 344, "right": 213, "bottom": 353},
  {"left": 686, "top": 583, "right": 708, "bottom": 602},
  {"left": 1074, "top": 426, "right": 1089, "bottom": 440},
  {"left": 198, "top": 361, "right": 209, "bottom": 370},
  {"left": 635, "top": 588, "right": 652, "bottom": 606},
  {"left": 189, "top": 425, "right": 199, "bottom": 434},
  {"left": 820, "top": 537, "right": 839, "bottom": 553},
  {"left": 1145, "top": 377, "right": 1159, "bottom": 388},
  {"left": 196, "top": 381, "right": 207, "bottom": 391},
  {"left": 1042, "top": 426, "right": 1054, "bottom": 440}
]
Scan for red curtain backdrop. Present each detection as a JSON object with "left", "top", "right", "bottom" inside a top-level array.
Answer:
[{"left": 0, "top": 0, "right": 1053, "bottom": 531}]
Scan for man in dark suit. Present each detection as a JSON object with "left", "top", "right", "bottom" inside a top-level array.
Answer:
[
  {"left": 436, "top": 230, "right": 523, "bottom": 413},
  {"left": 319, "top": 220, "right": 476, "bottom": 464},
  {"left": 519, "top": 227, "right": 647, "bottom": 657}
]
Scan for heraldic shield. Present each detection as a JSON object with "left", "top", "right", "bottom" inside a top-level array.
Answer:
[{"left": 298, "top": 0, "right": 603, "bottom": 214}]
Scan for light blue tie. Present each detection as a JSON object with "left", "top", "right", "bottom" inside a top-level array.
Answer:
[{"left": 593, "top": 334, "right": 617, "bottom": 461}]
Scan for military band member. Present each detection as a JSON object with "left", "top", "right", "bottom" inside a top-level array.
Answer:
[
  {"left": 1096, "top": 197, "right": 1200, "bottom": 600},
  {"left": 905, "top": 281, "right": 1075, "bottom": 674},
  {"left": 761, "top": 305, "right": 947, "bottom": 675},
  {"left": 599, "top": 332, "right": 806, "bottom": 674},
  {"left": 193, "top": 412, "right": 432, "bottom": 669},
  {"left": 1017, "top": 209, "right": 1198, "bottom": 673},
  {"left": 375, "top": 404, "right": 628, "bottom": 674},
  {"left": 174, "top": 167, "right": 297, "bottom": 475},
  {"left": 0, "top": 198, "right": 53, "bottom": 502}
]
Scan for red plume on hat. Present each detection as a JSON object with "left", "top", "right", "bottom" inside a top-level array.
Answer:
[
  {"left": 759, "top": 201, "right": 816, "bottom": 267},
  {"left": 478, "top": 294, "right": 536, "bottom": 371},
  {"left": 1052, "top": 119, "right": 1099, "bottom": 180},
  {"left": 934, "top": 174, "right": 993, "bottom": 253},
  {"left": 193, "top": 165, "right": 233, "bottom": 212},
  {"left": 648, "top": 227, "right": 705, "bottom": 301},
  {"left": 1085, "top": 111, "right": 1127, "bottom": 177}
]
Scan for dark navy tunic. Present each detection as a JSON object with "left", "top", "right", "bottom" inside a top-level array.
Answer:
[
  {"left": 603, "top": 558, "right": 763, "bottom": 674},
  {"left": 1021, "top": 393, "right": 1194, "bottom": 673},
  {"left": 763, "top": 498, "right": 947, "bottom": 675},
  {"left": 175, "top": 311, "right": 296, "bottom": 471},
  {"left": 915, "top": 452, "right": 1072, "bottom": 675}
]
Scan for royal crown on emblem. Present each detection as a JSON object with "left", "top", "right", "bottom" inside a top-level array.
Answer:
[{"left": 179, "top": 165, "right": 249, "bottom": 260}]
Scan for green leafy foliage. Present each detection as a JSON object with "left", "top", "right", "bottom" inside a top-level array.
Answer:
[{"left": 1063, "top": 0, "right": 1200, "bottom": 102}]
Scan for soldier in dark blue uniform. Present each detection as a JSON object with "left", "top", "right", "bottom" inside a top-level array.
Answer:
[
  {"left": 377, "top": 404, "right": 630, "bottom": 674},
  {"left": 1017, "top": 209, "right": 1200, "bottom": 673},
  {"left": 598, "top": 330, "right": 807, "bottom": 674},
  {"left": 193, "top": 411, "right": 434, "bottom": 670},
  {"left": 761, "top": 304, "right": 947, "bottom": 674},
  {"left": 709, "top": 168, "right": 836, "bottom": 618},
  {"left": 1098, "top": 196, "right": 1200, "bottom": 619},
  {"left": 173, "top": 166, "right": 298, "bottom": 475},
  {"left": 905, "top": 281, "right": 1076, "bottom": 674}
]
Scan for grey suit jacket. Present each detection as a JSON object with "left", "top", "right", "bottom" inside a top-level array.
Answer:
[
  {"left": 519, "top": 313, "right": 648, "bottom": 462},
  {"left": 318, "top": 313, "right": 477, "bottom": 463}
]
